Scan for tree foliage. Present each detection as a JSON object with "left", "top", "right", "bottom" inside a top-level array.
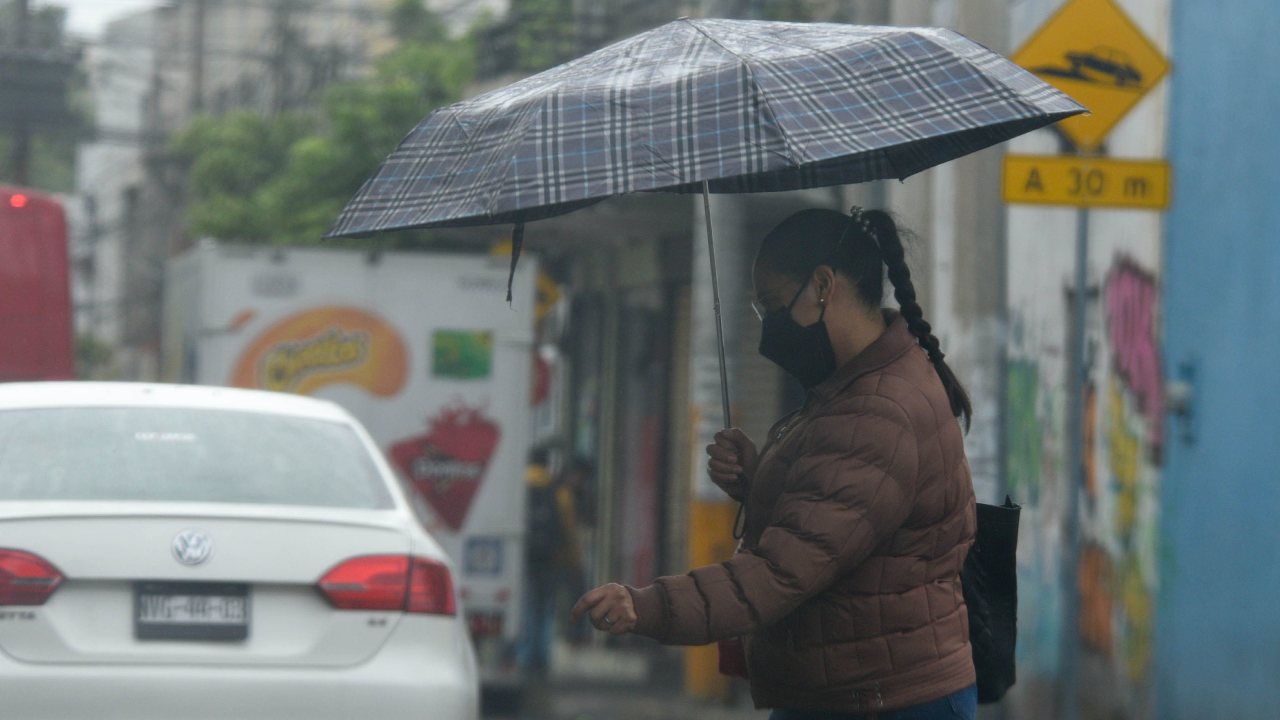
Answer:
[
  {"left": 172, "top": 111, "right": 315, "bottom": 241},
  {"left": 174, "top": 1, "right": 475, "bottom": 246},
  {"left": 0, "top": 2, "right": 68, "bottom": 47},
  {"left": 75, "top": 332, "right": 117, "bottom": 380},
  {"left": 0, "top": 3, "right": 89, "bottom": 192},
  {"left": 511, "top": 0, "right": 575, "bottom": 72}
]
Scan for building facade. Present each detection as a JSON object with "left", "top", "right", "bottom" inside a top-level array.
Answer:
[{"left": 75, "top": 0, "right": 398, "bottom": 379}]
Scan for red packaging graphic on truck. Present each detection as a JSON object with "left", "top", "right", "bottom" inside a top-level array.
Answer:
[{"left": 391, "top": 403, "right": 501, "bottom": 532}]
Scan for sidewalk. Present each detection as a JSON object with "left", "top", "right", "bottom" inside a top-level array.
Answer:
[
  {"left": 485, "top": 641, "right": 767, "bottom": 720},
  {"left": 524, "top": 682, "right": 768, "bottom": 720}
]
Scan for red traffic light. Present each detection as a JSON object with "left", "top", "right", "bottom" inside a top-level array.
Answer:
[{"left": 9, "top": 194, "right": 28, "bottom": 209}]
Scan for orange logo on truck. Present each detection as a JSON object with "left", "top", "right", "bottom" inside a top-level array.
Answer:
[{"left": 231, "top": 307, "right": 407, "bottom": 397}]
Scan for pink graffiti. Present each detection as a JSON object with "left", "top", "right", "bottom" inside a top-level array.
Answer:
[{"left": 1105, "top": 258, "right": 1164, "bottom": 456}]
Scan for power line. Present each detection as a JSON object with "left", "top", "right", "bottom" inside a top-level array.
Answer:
[{"left": 91, "top": 33, "right": 352, "bottom": 62}]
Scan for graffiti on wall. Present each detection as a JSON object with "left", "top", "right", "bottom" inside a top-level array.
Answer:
[
  {"left": 1008, "top": 253, "right": 1163, "bottom": 700},
  {"left": 1005, "top": 338, "right": 1067, "bottom": 677},
  {"left": 1104, "top": 259, "right": 1165, "bottom": 459},
  {"left": 1006, "top": 359, "right": 1044, "bottom": 503},
  {"left": 1075, "top": 255, "right": 1162, "bottom": 683},
  {"left": 1078, "top": 542, "right": 1114, "bottom": 652}
]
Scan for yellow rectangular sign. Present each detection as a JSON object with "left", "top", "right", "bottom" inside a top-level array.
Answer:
[{"left": 1003, "top": 154, "right": 1169, "bottom": 209}]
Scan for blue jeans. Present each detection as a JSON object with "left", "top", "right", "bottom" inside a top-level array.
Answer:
[
  {"left": 768, "top": 684, "right": 977, "bottom": 720},
  {"left": 514, "top": 572, "right": 557, "bottom": 673}
]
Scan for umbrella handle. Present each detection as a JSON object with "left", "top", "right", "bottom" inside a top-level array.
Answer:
[
  {"left": 702, "top": 181, "right": 733, "bottom": 430},
  {"left": 704, "top": 183, "right": 747, "bottom": 541}
]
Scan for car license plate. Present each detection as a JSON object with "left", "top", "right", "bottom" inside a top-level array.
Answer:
[{"left": 135, "top": 582, "right": 249, "bottom": 641}]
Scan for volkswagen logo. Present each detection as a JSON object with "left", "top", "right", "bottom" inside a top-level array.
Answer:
[{"left": 172, "top": 530, "right": 212, "bottom": 566}]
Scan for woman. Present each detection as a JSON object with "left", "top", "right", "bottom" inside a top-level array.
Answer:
[{"left": 572, "top": 208, "right": 978, "bottom": 719}]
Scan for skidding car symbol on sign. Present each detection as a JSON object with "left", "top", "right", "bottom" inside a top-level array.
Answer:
[{"left": 1031, "top": 46, "right": 1143, "bottom": 89}]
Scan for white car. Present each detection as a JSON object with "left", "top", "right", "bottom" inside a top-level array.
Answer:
[{"left": 0, "top": 383, "right": 479, "bottom": 720}]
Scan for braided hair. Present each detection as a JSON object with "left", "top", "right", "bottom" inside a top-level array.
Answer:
[{"left": 756, "top": 207, "right": 973, "bottom": 432}]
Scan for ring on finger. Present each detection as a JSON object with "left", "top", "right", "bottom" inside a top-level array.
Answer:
[{"left": 603, "top": 616, "right": 614, "bottom": 626}]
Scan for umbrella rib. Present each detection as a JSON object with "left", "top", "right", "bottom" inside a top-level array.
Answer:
[
  {"left": 680, "top": 18, "right": 805, "bottom": 179},
  {"left": 916, "top": 28, "right": 1074, "bottom": 119},
  {"left": 680, "top": 17, "right": 743, "bottom": 60},
  {"left": 476, "top": 100, "right": 554, "bottom": 224}
]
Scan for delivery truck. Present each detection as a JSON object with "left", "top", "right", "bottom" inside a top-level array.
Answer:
[{"left": 164, "top": 241, "right": 536, "bottom": 686}]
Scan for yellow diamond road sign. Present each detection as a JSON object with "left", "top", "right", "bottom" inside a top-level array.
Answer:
[{"left": 1013, "top": 0, "right": 1170, "bottom": 151}]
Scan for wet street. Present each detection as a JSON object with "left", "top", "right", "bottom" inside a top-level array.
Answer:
[
  {"left": 488, "top": 682, "right": 767, "bottom": 720},
  {"left": 482, "top": 644, "right": 767, "bottom": 720}
]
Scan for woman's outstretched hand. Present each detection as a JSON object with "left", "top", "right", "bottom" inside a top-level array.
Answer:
[
  {"left": 706, "top": 428, "right": 758, "bottom": 500},
  {"left": 571, "top": 583, "right": 637, "bottom": 636}
]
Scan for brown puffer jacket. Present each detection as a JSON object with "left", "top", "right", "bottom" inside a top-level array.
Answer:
[{"left": 628, "top": 312, "right": 977, "bottom": 714}]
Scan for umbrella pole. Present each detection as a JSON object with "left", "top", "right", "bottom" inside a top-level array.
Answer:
[{"left": 701, "top": 181, "right": 733, "bottom": 430}]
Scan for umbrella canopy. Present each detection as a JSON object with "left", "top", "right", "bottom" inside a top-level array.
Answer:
[{"left": 326, "top": 17, "right": 1084, "bottom": 237}]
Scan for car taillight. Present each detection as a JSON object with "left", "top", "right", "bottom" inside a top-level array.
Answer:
[
  {"left": 317, "top": 555, "right": 455, "bottom": 616},
  {"left": 0, "top": 549, "right": 64, "bottom": 606},
  {"left": 407, "top": 556, "right": 455, "bottom": 615}
]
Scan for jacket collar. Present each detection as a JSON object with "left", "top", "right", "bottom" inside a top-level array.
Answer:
[{"left": 808, "top": 310, "right": 917, "bottom": 404}]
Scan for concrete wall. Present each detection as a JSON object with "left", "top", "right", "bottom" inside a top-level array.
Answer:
[{"left": 1156, "top": 2, "right": 1280, "bottom": 718}]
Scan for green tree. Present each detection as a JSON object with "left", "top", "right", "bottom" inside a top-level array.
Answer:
[
  {"left": 0, "top": 3, "right": 89, "bottom": 192},
  {"left": 172, "top": 111, "right": 315, "bottom": 241},
  {"left": 75, "top": 332, "right": 117, "bottom": 379},
  {"left": 174, "top": 1, "right": 474, "bottom": 246},
  {"left": 388, "top": 0, "right": 448, "bottom": 43},
  {"left": 0, "top": 1, "right": 68, "bottom": 46},
  {"left": 511, "top": 0, "right": 574, "bottom": 72}
]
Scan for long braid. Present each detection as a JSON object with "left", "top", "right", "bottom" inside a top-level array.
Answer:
[{"left": 860, "top": 209, "right": 973, "bottom": 432}]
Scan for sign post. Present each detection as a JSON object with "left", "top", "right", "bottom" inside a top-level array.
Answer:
[{"left": 1007, "top": 1, "right": 1171, "bottom": 717}]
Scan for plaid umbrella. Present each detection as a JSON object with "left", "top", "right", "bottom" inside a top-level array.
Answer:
[
  {"left": 327, "top": 17, "right": 1083, "bottom": 424},
  {"left": 327, "top": 18, "right": 1083, "bottom": 237}
]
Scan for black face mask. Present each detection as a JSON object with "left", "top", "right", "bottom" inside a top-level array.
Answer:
[{"left": 758, "top": 278, "right": 838, "bottom": 390}]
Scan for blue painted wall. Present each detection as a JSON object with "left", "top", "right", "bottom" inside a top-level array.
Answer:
[{"left": 1159, "top": 2, "right": 1280, "bottom": 718}]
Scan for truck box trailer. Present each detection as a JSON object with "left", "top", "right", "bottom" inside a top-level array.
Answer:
[{"left": 164, "top": 242, "right": 536, "bottom": 684}]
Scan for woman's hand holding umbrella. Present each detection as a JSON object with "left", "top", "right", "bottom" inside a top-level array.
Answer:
[
  {"left": 706, "top": 428, "right": 758, "bottom": 501},
  {"left": 572, "top": 583, "right": 638, "bottom": 636}
]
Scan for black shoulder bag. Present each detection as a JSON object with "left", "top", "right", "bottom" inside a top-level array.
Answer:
[{"left": 961, "top": 495, "right": 1021, "bottom": 704}]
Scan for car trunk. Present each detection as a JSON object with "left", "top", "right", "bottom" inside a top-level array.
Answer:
[{"left": 0, "top": 504, "right": 415, "bottom": 668}]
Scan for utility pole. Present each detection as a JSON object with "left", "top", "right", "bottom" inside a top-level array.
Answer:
[
  {"left": 190, "top": 0, "right": 206, "bottom": 115},
  {"left": 10, "top": 0, "right": 31, "bottom": 185},
  {"left": 269, "top": 1, "right": 299, "bottom": 113}
]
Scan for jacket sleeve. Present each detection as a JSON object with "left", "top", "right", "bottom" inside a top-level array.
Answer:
[{"left": 628, "top": 400, "right": 919, "bottom": 645}]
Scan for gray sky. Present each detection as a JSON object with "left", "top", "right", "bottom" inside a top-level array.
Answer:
[{"left": 49, "top": 0, "right": 163, "bottom": 37}]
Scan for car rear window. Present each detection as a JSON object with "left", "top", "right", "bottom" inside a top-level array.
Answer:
[{"left": 0, "top": 407, "right": 394, "bottom": 509}]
